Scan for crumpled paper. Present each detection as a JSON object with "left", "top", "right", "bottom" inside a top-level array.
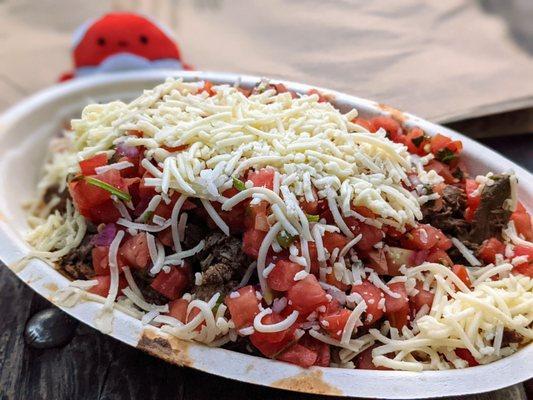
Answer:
[{"left": 1, "top": 0, "right": 532, "bottom": 135}]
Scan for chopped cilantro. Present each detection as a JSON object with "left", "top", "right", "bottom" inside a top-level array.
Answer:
[
  {"left": 306, "top": 214, "right": 320, "bottom": 223},
  {"left": 277, "top": 230, "right": 295, "bottom": 249},
  {"left": 411, "top": 134, "right": 426, "bottom": 147},
  {"left": 232, "top": 176, "right": 246, "bottom": 191},
  {"left": 85, "top": 177, "right": 131, "bottom": 202},
  {"left": 436, "top": 147, "right": 457, "bottom": 164}
]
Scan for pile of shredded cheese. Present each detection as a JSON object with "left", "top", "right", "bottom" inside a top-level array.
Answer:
[
  {"left": 24, "top": 77, "right": 533, "bottom": 371},
  {"left": 70, "top": 78, "right": 420, "bottom": 229}
]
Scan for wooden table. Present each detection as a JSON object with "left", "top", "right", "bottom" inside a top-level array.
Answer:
[{"left": 0, "top": 133, "right": 531, "bottom": 400}]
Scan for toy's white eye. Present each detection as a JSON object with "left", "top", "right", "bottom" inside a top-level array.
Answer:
[
  {"left": 139, "top": 35, "right": 149, "bottom": 44},
  {"left": 97, "top": 37, "right": 106, "bottom": 46}
]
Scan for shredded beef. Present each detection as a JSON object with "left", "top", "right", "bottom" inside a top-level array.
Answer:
[
  {"left": 59, "top": 234, "right": 95, "bottom": 280},
  {"left": 423, "top": 175, "right": 512, "bottom": 252},
  {"left": 423, "top": 185, "right": 470, "bottom": 240},
  {"left": 468, "top": 174, "right": 511, "bottom": 244},
  {"left": 501, "top": 329, "right": 523, "bottom": 348},
  {"left": 192, "top": 233, "right": 250, "bottom": 301},
  {"left": 43, "top": 185, "right": 69, "bottom": 214},
  {"left": 182, "top": 220, "right": 206, "bottom": 250}
]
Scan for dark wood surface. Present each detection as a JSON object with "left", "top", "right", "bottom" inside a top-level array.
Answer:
[{"left": 0, "top": 134, "right": 531, "bottom": 400}]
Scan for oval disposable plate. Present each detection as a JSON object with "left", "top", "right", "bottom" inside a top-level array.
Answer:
[{"left": 0, "top": 70, "right": 531, "bottom": 398}]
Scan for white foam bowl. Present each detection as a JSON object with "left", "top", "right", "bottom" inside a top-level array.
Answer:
[{"left": 0, "top": 70, "right": 531, "bottom": 398}]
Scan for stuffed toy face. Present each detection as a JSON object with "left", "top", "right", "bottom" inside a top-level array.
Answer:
[{"left": 63, "top": 12, "right": 190, "bottom": 79}]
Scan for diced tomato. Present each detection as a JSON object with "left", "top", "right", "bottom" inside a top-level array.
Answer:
[
  {"left": 277, "top": 343, "right": 317, "bottom": 368},
  {"left": 217, "top": 205, "right": 247, "bottom": 233},
  {"left": 357, "top": 346, "right": 389, "bottom": 370},
  {"left": 250, "top": 335, "right": 289, "bottom": 358},
  {"left": 157, "top": 227, "right": 173, "bottom": 248},
  {"left": 401, "top": 225, "right": 450, "bottom": 252},
  {"left": 79, "top": 153, "right": 107, "bottom": 175},
  {"left": 168, "top": 298, "right": 189, "bottom": 323},
  {"left": 246, "top": 201, "right": 270, "bottom": 232},
  {"left": 150, "top": 264, "right": 191, "bottom": 300},
  {"left": 352, "top": 281, "right": 385, "bottom": 326},
  {"left": 325, "top": 270, "right": 350, "bottom": 291},
  {"left": 353, "top": 206, "right": 376, "bottom": 218},
  {"left": 512, "top": 245, "right": 533, "bottom": 277},
  {"left": 135, "top": 173, "right": 157, "bottom": 212},
  {"left": 250, "top": 313, "right": 298, "bottom": 358},
  {"left": 452, "top": 264, "right": 472, "bottom": 288},
  {"left": 153, "top": 193, "right": 196, "bottom": 219},
  {"left": 119, "top": 233, "right": 150, "bottom": 269},
  {"left": 299, "top": 187, "right": 319, "bottom": 215},
  {"left": 370, "top": 116, "right": 404, "bottom": 143},
  {"left": 426, "top": 249, "right": 453, "bottom": 266},
  {"left": 202, "top": 81, "right": 216, "bottom": 96},
  {"left": 464, "top": 206, "right": 475, "bottom": 222},
  {"left": 68, "top": 169, "right": 130, "bottom": 223},
  {"left": 385, "top": 247, "right": 416, "bottom": 275},
  {"left": 251, "top": 312, "right": 297, "bottom": 345},
  {"left": 513, "top": 262, "right": 533, "bottom": 278},
  {"left": 365, "top": 249, "right": 389, "bottom": 276},
  {"left": 242, "top": 228, "right": 267, "bottom": 258},
  {"left": 115, "top": 155, "right": 140, "bottom": 178},
  {"left": 88, "top": 275, "right": 127, "bottom": 297},
  {"left": 247, "top": 168, "right": 275, "bottom": 190},
  {"left": 296, "top": 241, "right": 319, "bottom": 275},
  {"left": 300, "top": 335, "right": 330, "bottom": 367},
  {"left": 465, "top": 179, "right": 480, "bottom": 207},
  {"left": 511, "top": 207, "right": 533, "bottom": 241},
  {"left": 425, "top": 160, "right": 456, "bottom": 184},
  {"left": 92, "top": 246, "right": 110, "bottom": 275},
  {"left": 319, "top": 301, "right": 352, "bottom": 339},
  {"left": 478, "top": 238, "right": 505, "bottom": 264},
  {"left": 322, "top": 232, "right": 349, "bottom": 254},
  {"left": 287, "top": 275, "right": 328, "bottom": 315},
  {"left": 401, "top": 225, "right": 438, "bottom": 250},
  {"left": 464, "top": 179, "right": 480, "bottom": 221},
  {"left": 267, "top": 259, "right": 302, "bottom": 291},
  {"left": 405, "top": 127, "right": 429, "bottom": 155},
  {"left": 410, "top": 282, "right": 434, "bottom": 312},
  {"left": 430, "top": 134, "right": 462, "bottom": 163},
  {"left": 225, "top": 285, "right": 260, "bottom": 330},
  {"left": 352, "top": 117, "right": 375, "bottom": 132},
  {"left": 514, "top": 245, "right": 533, "bottom": 259},
  {"left": 435, "top": 230, "right": 452, "bottom": 251},
  {"left": 455, "top": 348, "right": 479, "bottom": 367},
  {"left": 384, "top": 282, "right": 409, "bottom": 329},
  {"left": 307, "top": 88, "right": 328, "bottom": 103},
  {"left": 345, "top": 218, "right": 384, "bottom": 250},
  {"left": 430, "top": 133, "right": 452, "bottom": 154}
]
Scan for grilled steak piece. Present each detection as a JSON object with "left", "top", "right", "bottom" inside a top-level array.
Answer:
[
  {"left": 192, "top": 233, "right": 250, "bottom": 301},
  {"left": 501, "top": 329, "right": 524, "bottom": 348},
  {"left": 468, "top": 174, "right": 511, "bottom": 244},
  {"left": 423, "top": 175, "right": 511, "bottom": 255},
  {"left": 43, "top": 185, "right": 70, "bottom": 214},
  {"left": 423, "top": 185, "right": 470, "bottom": 239},
  {"left": 196, "top": 232, "right": 248, "bottom": 271},
  {"left": 59, "top": 234, "right": 95, "bottom": 280}
]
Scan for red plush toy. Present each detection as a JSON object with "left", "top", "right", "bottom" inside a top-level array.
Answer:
[{"left": 60, "top": 13, "right": 191, "bottom": 81}]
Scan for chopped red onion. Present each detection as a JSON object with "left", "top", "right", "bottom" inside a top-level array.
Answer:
[
  {"left": 272, "top": 297, "right": 287, "bottom": 313},
  {"left": 116, "top": 143, "right": 140, "bottom": 158},
  {"left": 92, "top": 223, "right": 117, "bottom": 246}
]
